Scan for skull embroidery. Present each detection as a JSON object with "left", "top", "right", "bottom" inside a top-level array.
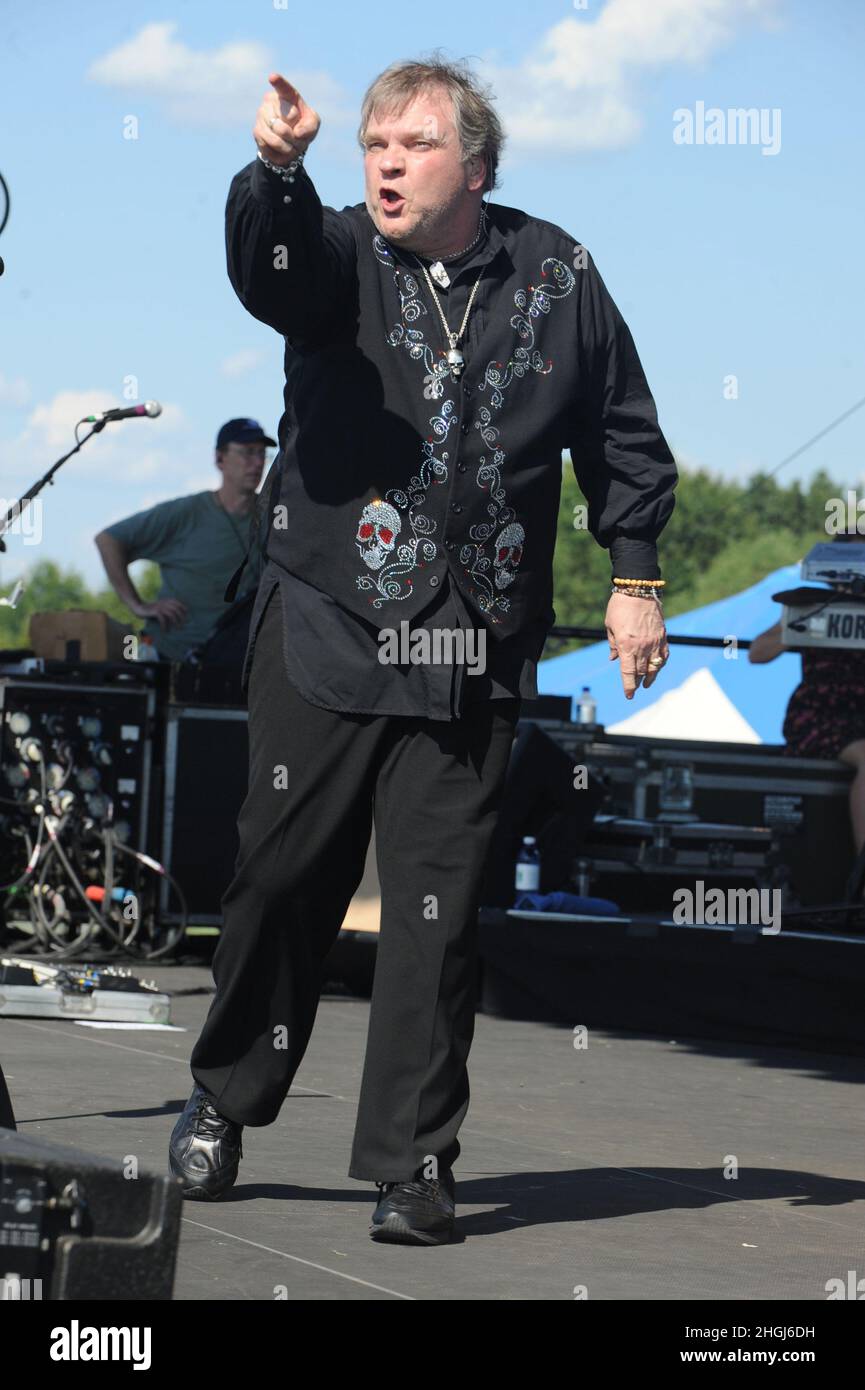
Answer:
[
  {"left": 493, "top": 522, "right": 525, "bottom": 590},
  {"left": 356, "top": 500, "right": 401, "bottom": 571}
]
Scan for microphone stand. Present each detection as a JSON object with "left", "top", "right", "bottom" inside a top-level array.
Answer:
[{"left": 0, "top": 419, "right": 107, "bottom": 556}]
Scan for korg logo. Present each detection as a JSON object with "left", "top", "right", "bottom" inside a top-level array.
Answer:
[{"left": 827, "top": 611, "right": 865, "bottom": 641}]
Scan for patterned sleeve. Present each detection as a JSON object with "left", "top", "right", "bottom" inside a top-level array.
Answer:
[
  {"left": 566, "top": 246, "right": 678, "bottom": 581},
  {"left": 225, "top": 158, "right": 358, "bottom": 350}
]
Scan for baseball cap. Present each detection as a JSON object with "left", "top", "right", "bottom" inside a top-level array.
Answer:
[{"left": 216, "top": 418, "right": 276, "bottom": 449}]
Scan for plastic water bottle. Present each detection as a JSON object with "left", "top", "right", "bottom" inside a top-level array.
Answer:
[
  {"left": 137, "top": 635, "right": 159, "bottom": 662},
  {"left": 577, "top": 685, "right": 597, "bottom": 724},
  {"left": 515, "top": 836, "right": 541, "bottom": 893}
]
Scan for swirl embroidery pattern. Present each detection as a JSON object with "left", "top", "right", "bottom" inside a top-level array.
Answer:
[
  {"left": 372, "top": 235, "right": 448, "bottom": 398},
  {"left": 354, "top": 397, "right": 458, "bottom": 608},
  {"left": 352, "top": 235, "right": 455, "bottom": 608},
  {"left": 356, "top": 237, "right": 575, "bottom": 615},
  {"left": 460, "top": 257, "right": 576, "bottom": 618}
]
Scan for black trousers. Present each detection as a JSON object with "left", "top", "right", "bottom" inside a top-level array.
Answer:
[{"left": 190, "top": 585, "right": 520, "bottom": 1182}]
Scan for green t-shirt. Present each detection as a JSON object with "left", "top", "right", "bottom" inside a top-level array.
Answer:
[{"left": 104, "top": 491, "right": 263, "bottom": 661}]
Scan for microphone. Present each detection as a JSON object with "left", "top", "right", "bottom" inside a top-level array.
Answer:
[{"left": 84, "top": 401, "right": 162, "bottom": 423}]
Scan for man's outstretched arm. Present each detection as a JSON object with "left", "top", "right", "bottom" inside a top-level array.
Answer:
[{"left": 226, "top": 73, "right": 358, "bottom": 348}]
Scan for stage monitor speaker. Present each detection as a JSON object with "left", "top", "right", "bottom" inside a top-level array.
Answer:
[
  {"left": 0, "top": 1128, "right": 181, "bottom": 1300},
  {"left": 160, "top": 705, "right": 249, "bottom": 922}
]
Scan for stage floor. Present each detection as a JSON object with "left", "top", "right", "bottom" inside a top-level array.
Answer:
[{"left": 3, "top": 964, "right": 864, "bottom": 1301}]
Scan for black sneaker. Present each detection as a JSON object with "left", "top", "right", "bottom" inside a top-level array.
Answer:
[
  {"left": 369, "top": 1168, "right": 456, "bottom": 1245},
  {"left": 169, "top": 1085, "right": 243, "bottom": 1201}
]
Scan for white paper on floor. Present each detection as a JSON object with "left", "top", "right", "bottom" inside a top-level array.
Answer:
[{"left": 73, "top": 1022, "right": 186, "bottom": 1030}]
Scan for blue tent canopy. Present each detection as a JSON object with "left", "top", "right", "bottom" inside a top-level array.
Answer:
[{"left": 539, "top": 564, "right": 807, "bottom": 744}]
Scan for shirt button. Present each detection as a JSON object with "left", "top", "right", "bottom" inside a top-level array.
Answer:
[
  {"left": 429, "top": 575, "right": 439, "bottom": 586},
  {"left": 460, "top": 422, "right": 470, "bottom": 434},
  {"left": 457, "top": 462, "right": 467, "bottom": 473},
  {"left": 445, "top": 541, "right": 454, "bottom": 551},
  {"left": 463, "top": 384, "right": 472, "bottom": 396},
  {"left": 451, "top": 503, "right": 463, "bottom": 514}
]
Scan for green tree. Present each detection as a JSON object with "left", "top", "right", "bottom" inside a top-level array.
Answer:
[
  {"left": 552, "top": 459, "right": 848, "bottom": 652},
  {"left": 0, "top": 559, "right": 161, "bottom": 650}
]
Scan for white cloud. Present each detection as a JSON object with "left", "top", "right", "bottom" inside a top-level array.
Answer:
[
  {"left": 87, "top": 21, "right": 353, "bottom": 130},
  {"left": 86, "top": 4, "right": 777, "bottom": 154},
  {"left": 482, "top": 0, "right": 780, "bottom": 154},
  {"left": 0, "top": 389, "right": 187, "bottom": 490},
  {"left": 219, "top": 348, "right": 268, "bottom": 378}
]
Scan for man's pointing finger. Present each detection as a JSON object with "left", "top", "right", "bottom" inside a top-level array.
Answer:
[{"left": 269, "top": 73, "right": 299, "bottom": 108}]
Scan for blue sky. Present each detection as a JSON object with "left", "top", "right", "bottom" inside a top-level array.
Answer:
[{"left": 1, "top": 0, "right": 863, "bottom": 589}]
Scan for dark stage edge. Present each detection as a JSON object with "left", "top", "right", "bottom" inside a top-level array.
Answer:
[{"left": 2, "top": 965, "right": 863, "bottom": 1301}]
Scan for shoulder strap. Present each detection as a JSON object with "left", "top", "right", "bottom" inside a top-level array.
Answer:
[{"left": 223, "top": 451, "right": 283, "bottom": 602}]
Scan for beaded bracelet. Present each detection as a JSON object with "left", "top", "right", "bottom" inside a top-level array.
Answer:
[
  {"left": 612, "top": 576, "right": 665, "bottom": 601},
  {"left": 610, "top": 585, "right": 663, "bottom": 601}
]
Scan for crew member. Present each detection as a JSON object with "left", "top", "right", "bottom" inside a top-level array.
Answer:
[{"left": 94, "top": 418, "right": 274, "bottom": 661}]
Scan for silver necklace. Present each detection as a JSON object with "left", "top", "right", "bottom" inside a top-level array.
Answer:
[
  {"left": 427, "top": 204, "right": 488, "bottom": 288},
  {"left": 415, "top": 259, "right": 486, "bottom": 381},
  {"left": 413, "top": 208, "right": 488, "bottom": 382}
]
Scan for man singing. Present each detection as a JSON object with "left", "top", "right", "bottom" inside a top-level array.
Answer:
[{"left": 170, "top": 53, "right": 677, "bottom": 1245}]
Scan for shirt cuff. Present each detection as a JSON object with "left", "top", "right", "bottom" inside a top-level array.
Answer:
[
  {"left": 609, "top": 538, "right": 661, "bottom": 581},
  {"left": 250, "top": 154, "right": 307, "bottom": 209}
]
